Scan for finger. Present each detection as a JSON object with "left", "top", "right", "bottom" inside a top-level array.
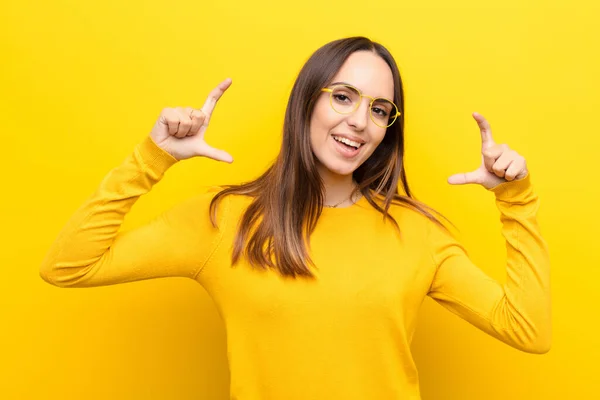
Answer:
[
  {"left": 187, "top": 108, "right": 206, "bottom": 136},
  {"left": 447, "top": 170, "right": 481, "bottom": 185},
  {"left": 473, "top": 112, "right": 495, "bottom": 149},
  {"left": 482, "top": 143, "right": 508, "bottom": 172},
  {"left": 184, "top": 107, "right": 195, "bottom": 136},
  {"left": 200, "top": 78, "right": 233, "bottom": 123},
  {"left": 491, "top": 150, "right": 515, "bottom": 178},
  {"left": 173, "top": 108, "right": 192, "bottom": 138},
  {"left": 505, "top": 157, "right": 526, "bottom": 181},
  {"left": 200, "top": 144, "right": 234, "bottom": 163},
  {"left": 163, "top": 108, "right": 180, "bottom": 136}
]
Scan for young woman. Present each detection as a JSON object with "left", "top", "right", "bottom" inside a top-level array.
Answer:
[{"left": 40, "top": 36, "right": 551, "bottom": 399}]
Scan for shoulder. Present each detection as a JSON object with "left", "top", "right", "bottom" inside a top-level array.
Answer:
[
  {"left": 170, "top": 186, "right": 247, "bottom": 218},
  {"left": 381, "top": 197, "right": 461, "bottom": 256},
  {"left": 166, "top": 186, "right": 252, "bottom": 232},
  {"left": 190, "top": 186, "right": 254, "bottom": 217},
  {"left": 371, "top": 193, "right": 443, "bottom": 230}
]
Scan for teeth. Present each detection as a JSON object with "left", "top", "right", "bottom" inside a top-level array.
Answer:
[{"left": 333, "top": 136, "right": 362, "bottom": 149}]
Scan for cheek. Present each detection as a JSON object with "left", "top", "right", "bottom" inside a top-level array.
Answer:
[
  {"left": 367, "top": 130, "right": 387, "bottom": 151},
  {"left": 374, "top": 130, "right": 387, "bottom": 146},
  {"left": 310, "top": 104, "right": 338, "bottom": 142}
]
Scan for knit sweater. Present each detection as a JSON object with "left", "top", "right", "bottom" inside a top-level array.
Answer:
[{"left": 40, "top": 135, "right": 552, "bottom": 400}]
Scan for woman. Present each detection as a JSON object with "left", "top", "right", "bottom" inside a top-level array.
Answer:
[{"left": 40, "top": 36, "right": 551, "bottom": 399}]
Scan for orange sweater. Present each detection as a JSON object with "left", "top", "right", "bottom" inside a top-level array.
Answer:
[{"left": 40, "top": 136, "right": 551, "bottom": 400}]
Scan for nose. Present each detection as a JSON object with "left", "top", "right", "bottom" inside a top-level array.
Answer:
[{"left": 346, "top": 98, "right": 370, "bottom": 131}]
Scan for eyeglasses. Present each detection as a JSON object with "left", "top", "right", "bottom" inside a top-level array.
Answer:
[{"left": 321, "top": 84, "right": 401, "bottom": 128}]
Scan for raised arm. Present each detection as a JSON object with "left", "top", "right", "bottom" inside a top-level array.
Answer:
[
  {"left": 40, "top": 79, "right": 234, "bottom": 288},
  {"left": 427, "top": 112, "right": 551, "bottom": 353},
  {"left": 427, "top": 173, "right": 551, "bottom": 353}
]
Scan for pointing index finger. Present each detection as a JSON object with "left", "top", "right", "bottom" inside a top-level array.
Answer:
[
  {"left": 201, "top": 78, "right": 233, "bottom": 122},
  {"left": 473, "top": 112, "right": 495, "bottom": 148}
]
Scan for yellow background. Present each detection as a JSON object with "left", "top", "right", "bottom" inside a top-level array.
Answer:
[{"left": 2, "top": 0, "right": 597, "bottom": 398}]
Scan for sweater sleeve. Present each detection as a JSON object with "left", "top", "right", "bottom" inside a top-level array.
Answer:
[
  {"left": 426, "top": 173, "right": 551, "bottom": 354},
  {"left": 39, "top": 136, "right": 226, "bottom": 288}
]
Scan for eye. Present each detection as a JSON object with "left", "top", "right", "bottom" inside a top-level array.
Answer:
[
  {"left": 333, "top": 94, "right": 350, "bottom": 103},
  {"left": 372, "top": 107, "right": 389, "bottom": 117}
]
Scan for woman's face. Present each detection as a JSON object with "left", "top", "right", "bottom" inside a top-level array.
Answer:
[{"left": 309, "top": 50, "right": 395, "bottom": 179}]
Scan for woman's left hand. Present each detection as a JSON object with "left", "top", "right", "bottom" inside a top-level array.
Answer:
[{"left": 447, "top": 112, "right": 529, "bottom": 190}]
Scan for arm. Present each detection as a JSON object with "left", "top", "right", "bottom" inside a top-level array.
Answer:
[
  {"left": 427, "top": 173, "right": 551, "bottom": 354},
  {"left": 39, "top": 136, "right": 225, "bottom": 288},
  {"left": 40, "top": 80, "right": 235, "bottom": 288}
]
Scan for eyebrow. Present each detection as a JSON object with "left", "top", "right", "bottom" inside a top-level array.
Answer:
[
  {"left": 328, "top": 81, "right": 392, "bottom": 101},
  {"left": 330, "top": 81, "right": 353, "bottom": 87}
]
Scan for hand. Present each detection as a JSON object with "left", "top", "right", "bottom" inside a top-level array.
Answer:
[
  {"left": 150, "top": 78, "right": 234, "bottom": 162},
  {"left": 447, "top": 112, "right": 528, "bottom": 190}
]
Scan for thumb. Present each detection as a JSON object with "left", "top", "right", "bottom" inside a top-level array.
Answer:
[
  {"left": 447, "top": 171, "right": 480, "bottom": 185},
  {"left": 199, "top": 144, "right": 234, "bottom": 163}
]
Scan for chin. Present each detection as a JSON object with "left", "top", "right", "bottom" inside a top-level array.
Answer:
[{"left": 320, "top": 160, "right": 359, "bottom": 177}]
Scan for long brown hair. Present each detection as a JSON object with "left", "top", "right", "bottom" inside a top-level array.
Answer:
[{"left": 210, "top": 36, "right": 451, "bottom": 278}]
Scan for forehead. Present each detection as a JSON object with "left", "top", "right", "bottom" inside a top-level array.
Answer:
[{"left": 330, "top": 51, "right": 394, "bottom": 100}]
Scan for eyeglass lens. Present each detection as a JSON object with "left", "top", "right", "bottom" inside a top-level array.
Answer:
[{"left": 330, "top": 85, "right": 397, "bottom": 127}]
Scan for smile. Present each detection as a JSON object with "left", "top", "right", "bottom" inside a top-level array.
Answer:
[
  {"left": 332, "top": 135, "right": 363, "bottom": 149},
  {"left": 331, "top": 134, "right": 364, "bottom": 159}
]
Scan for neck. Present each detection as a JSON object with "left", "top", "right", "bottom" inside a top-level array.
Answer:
[{"left": 317, "top": 164, "right": 357, "bottom": 208}]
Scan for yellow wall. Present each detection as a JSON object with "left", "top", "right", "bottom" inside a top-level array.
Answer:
[{"left": 2, "top": 0, "right": 597, "bottom": 398}]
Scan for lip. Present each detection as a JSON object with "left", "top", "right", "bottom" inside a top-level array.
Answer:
[
  {"left": 331, "top": 133, "right": 366, "bottom": 144},
  {"left": 330, "top": 134, "right": 362, "bottom": 159}
]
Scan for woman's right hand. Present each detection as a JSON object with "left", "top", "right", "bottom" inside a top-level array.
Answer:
[{"left": 150, "top": 78, "right": 234, "bottom": 162}]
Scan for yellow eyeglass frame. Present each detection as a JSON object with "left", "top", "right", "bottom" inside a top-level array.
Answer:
[{"left": 321, "top": 84, "right": 401, "bottom": 128}]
